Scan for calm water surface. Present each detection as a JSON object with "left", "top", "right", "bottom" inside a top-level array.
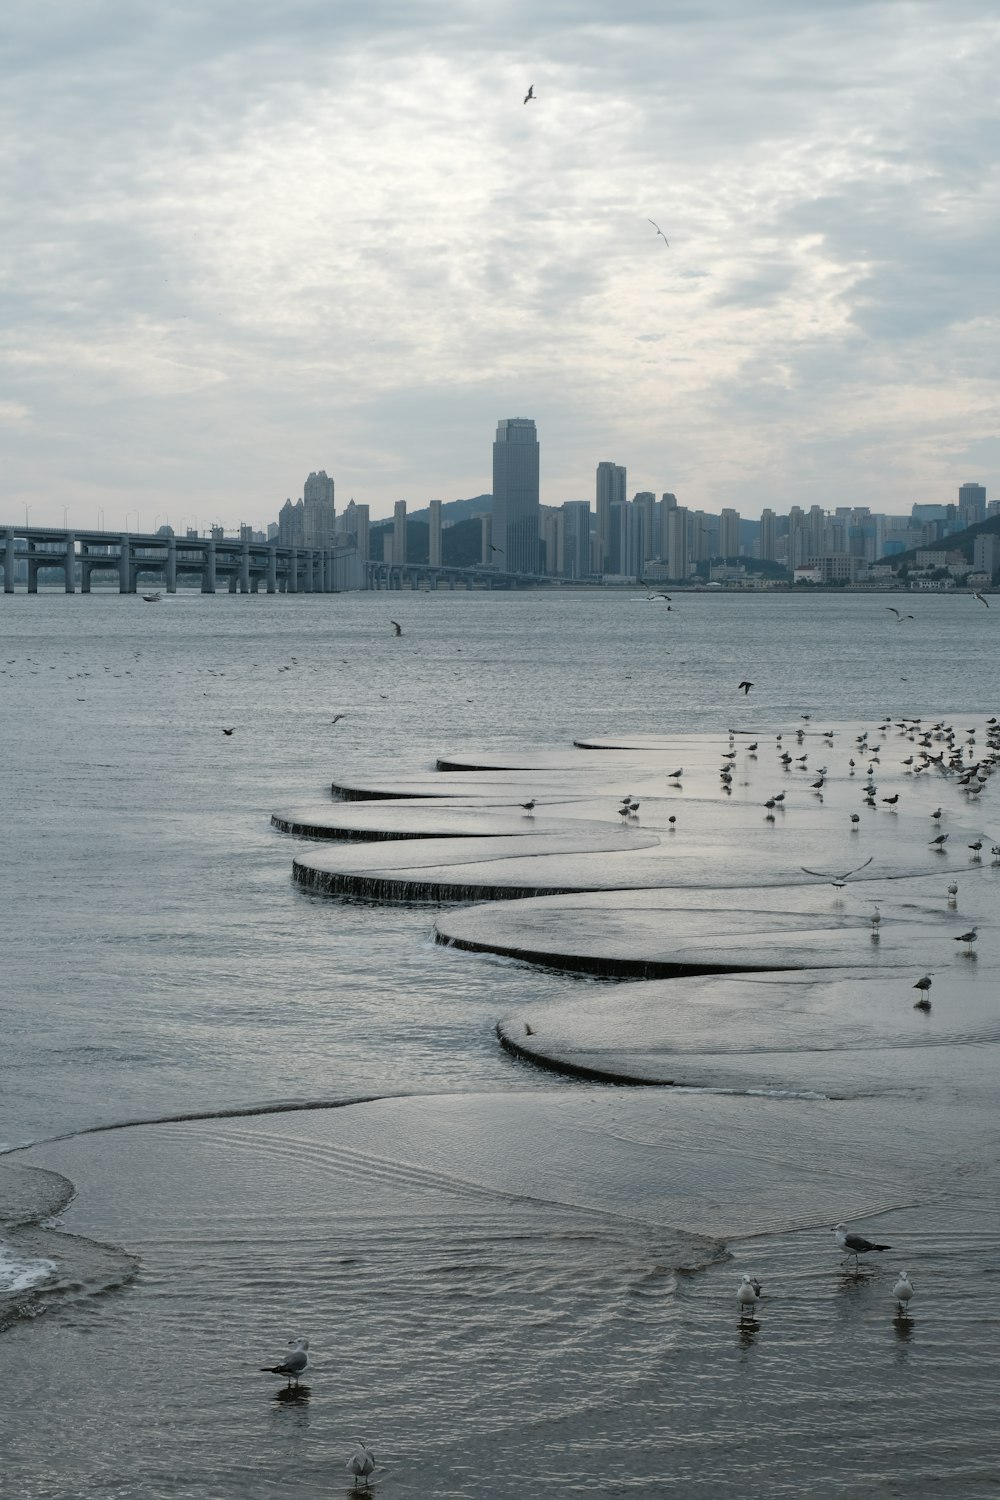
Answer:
[{"left": 2, "top": 589, "right": 998, "bottom": 1497}]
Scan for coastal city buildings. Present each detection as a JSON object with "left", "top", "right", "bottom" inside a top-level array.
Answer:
[{"left": 262, "top": 441, "right": 996, "bottom": 592}]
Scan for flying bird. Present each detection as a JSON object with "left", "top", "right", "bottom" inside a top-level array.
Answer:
[
  {"left": 973, "top": 591, "right": 990, "bottom": 607},
  {"left": 800, "top": 856, "right": 874, "bottom": 888},
  {"left": 260, "top": 1337, "right": 309, "bottom": 1387},
  {"left": 523, "top": 84, "right": 535, "bottom": 103},
  {"left": 221, "top": 727, "right": 234, "bottom": 736},
  {"left": 738, "top": 680, "right": 753, "bottom": 694},
  {"left": 390, "top": 620, "right": 402, "bottom": 636},
  {"left": 330, "top": 714, "right": 345, "bottom": 724},
  {"left": 647, "top": 218, "right": 670, "bottom": 246},
  {"left": 886, "top": 606, "right": 914, "bottom": 621}
]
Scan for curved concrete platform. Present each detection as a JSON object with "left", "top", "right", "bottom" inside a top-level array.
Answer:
[
  {"left": 272, "top": 800, "right": 608, "bottom": 841},
  {"left": 497, "top": 961, "right": 1000, "bottom": 1093},
  {"left": 292, "top": 828, "right": 663, "bottom": 902},
  {"left": 436, "top": 874, "right": 996, "bottom": 975}
]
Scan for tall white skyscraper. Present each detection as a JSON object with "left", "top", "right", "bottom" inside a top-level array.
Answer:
[{"left": 492, "top": 419, "right": 540, "bottom": 574}]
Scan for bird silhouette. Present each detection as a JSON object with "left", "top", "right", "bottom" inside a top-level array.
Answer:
[
  {"left": 523, "top": 84, "right": 535, "bottom": 103},
  {"left": 390, "top": 620, "right": 402, "bottom": 636},
  {"left": 738, "top": 680, "right": 753, "bottom": 694},
  {"left": 222, "top": 727, "right": 234, "bottom": 736},
  {"left": 647, "top": 218, "right": 670, "bottom": 246}
]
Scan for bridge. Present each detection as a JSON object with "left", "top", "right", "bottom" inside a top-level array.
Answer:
[{"left": 0, "top": 524, "right": 552, "bottom": 595}]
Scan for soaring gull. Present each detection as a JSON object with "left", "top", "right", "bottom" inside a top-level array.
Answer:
[
  {"left": 800, "top": 856, "right": 873, "bottom": 889},
  {"left": 647, "top": 218, "right": 670, "bottom": 246}
]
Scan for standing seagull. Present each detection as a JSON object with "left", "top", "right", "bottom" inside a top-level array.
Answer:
[
  {"left": 647, "top": 219, "right": 670, "bottom": 247},
  {"left": 390, "top": 620, "right": 402, "bottom": 636},
  {"left": 834, "top": 1223, "right": 891, "bottom": 1267},
  {"left": 892, "top": 1271, "right": 915, "bottom": 1313},
  {"left": 955, "top": 927, "right": 978, "bottom": 953},
  {"left": 523, "top": 84, "right": 535, "bottom": 103},
  {"left": 736, "top": 1273, "right": 762, "bottom": 1319},
  {"left": 260, "top": 1337, "right": 309, "bottom": 1387},
  {"left": 347, "top": 1440, "right": 376, "bottom": 1487}
]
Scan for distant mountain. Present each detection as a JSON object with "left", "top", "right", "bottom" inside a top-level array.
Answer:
[{"left": 376, "top": 495, "right": 492, "bottom": 526}]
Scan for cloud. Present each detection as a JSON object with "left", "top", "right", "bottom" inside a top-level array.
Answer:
[{"left": 1, "top": 0, "right": 999, "bottom": 524}]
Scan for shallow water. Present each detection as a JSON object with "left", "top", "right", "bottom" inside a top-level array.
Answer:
[{"left": 2, "top": 588, "right": 999, "bottom": 1496}]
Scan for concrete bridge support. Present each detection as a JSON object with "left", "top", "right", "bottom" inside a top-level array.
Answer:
[
  {"left": 240, "top": 539, "right": 250, "bottom": 593},
  {"left": 288, "top": 548, "right": 298, "bottom": 593},
  {"left": 4, "top": 528, "right": 16, "bottom": 592},
  {"left": 202, "top": 540, "right": 216, "bottom": 593},
  {"left": 166, "top": 540, "right": 177, "bottom": 593},
  {"left": 119, "top": 536, "right": 133, "bottom": 593},
  {"left": 267, "top": 546, "right": 277, "bottom": 594},
  {"left": 64, "top": 534, "right": 76, "bottom": 592}
]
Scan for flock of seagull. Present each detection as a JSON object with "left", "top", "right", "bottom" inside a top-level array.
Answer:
[
  {"left": 260, "top": 1339, "right": 375, "bottom": 1485},
  {"left": 739, "top": 1225, "right": 914, "bottom": 1324}
]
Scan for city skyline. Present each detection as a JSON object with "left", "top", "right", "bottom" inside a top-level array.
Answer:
[{"left": 2, "top": 3, "right": 999, "bottom": 532}]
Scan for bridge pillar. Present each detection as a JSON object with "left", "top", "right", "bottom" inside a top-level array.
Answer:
[
  {"left": 166, "top": 539, "right": 177, "bottom": 594},
  {"left": 465, "top": 576, "right": 473, "bottom": 590},
  {"left": 288, "top": 548, "right": 298, "bottom": 593},
  {"left": 202, "top": 540, "right": 216, "bottom": 593},
  {"left": 119, "top": 536, "right": 133, "bottom": 593},
  {"left": 4, "top": 528, "right": 15, "bottom": 592},
  {"left": 64, "top": 533, "right": 76, "bottom": 592},
  {"left": 430, "top": 574, "right": 437, "bottom": 590},
  {"left": 240, "top": 538, "right": 250, "bottom": 593},
  {"left": 228, "top": 572, "right": 238, "bottom": 593},
  {"left": 267, "top": 546, "right": 277, "bottom": 594}
]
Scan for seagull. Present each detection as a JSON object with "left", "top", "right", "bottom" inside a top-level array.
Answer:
[
  {"left": 390, "top": 620, "right": 402, "bottom": 636},
  {"left": 520, "top": 799, "right": 536, "bottom": 814},
  {"left": 260, "top": 1337, "right": 309, "bottom": 1387},
  {"left": 523, "top": 84, "right": 535, "bottom": 103},
  {"left": 912, "top": 974, "right": 932, "bottom": 1007},
  {"left": 886, "top": 607, "right": 914, "bottom": 621},
  {"left": 738, "top": 680, "right": 753, "bottom": 694},
  {"left": 947, "top": 881, "right": 958, "bottom": 902},
  {"left": 955, "top": 927, "right": 978, "bottom": 952},
  {"left": 736, "top": 1273, "right": 762, "bottom": 1318},
  {"left": 892, "top": 1271, "right": 915, "bottom": 1313},
  {"left": 668, "top": 767, "right": 683, "bottom": 778},
  {"left": 330, "top": 714, "right": 345, "bottom": 724},
  {"left": 929, "top": 833, "right": 949, "bottom": 847},
  {"left": 870, "top": 905, "right": 881, "bottom": 936},
  {"left": 347, "top": 1440, "right": 376, "bottom": 1487},
  {"left": 799, "top": 856, "right": 873, "bottom": 889},
  {"left": 882, "top": 794, "right": 899, "bottom": 806},
  {"left": 930, "top": 807, "right": 942, "bottom": 820},
  {"left": 973, "top": 591, "right": 990, "bottom": 607},
  {"left": 222, "top": 727, "right": 234, "bottom": 736},
  {"left": 647, "top": 218, "right": 670, "bottom": 246},
  {"left": 968, "top": 840, "right": 983, "bottom": 855},
  {"left": 834, "top": 1223, "right": 891, "bottom": 1266}
]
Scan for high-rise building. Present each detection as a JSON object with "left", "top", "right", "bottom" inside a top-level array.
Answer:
[
  {"left": 539, "top": 506, "right": 563, "bottom": 576},
  {"left": 481, "top": 515, "right": 493, "bottom": 564},
  {"left": 633, "top": 493, "right": 656, "bottom": 570},
  {"left": 493, "top": 419, "right": 540, "bottom": 574},
  {"left": 719, "top": 508, "right": 740, "bottom": 560},
  {"left": 561, "top": 502, "right": 591, "bottom": 579},
  {"left": 303, "top": 470, "right": 335, "bottom": 547},
  {"left": 959, "top": 482, "right": 987, "bottom": 529},
  {"left": 665, "top": 505, "right": 689, "bottom": 579},
  {"left": 428, "top": 500, "right": 442, "bottom": 567},
  {"left": 392, "top": 500, "right": 407, "bottom": 565},
  {"left": 342, "top": 500, "right": 370, "bottom": 563},
  {"left": 595, "top": 462, "right": 626, "bottom": 572},
  {"left": 759, "top": 508, "right": 777, "bottom": 561}
]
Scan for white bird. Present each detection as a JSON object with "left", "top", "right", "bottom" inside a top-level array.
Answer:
[
  {"left": 870, "top": 905, "right": 881, "bottom": 936},
  {"left": 347, "top": 1440, "right": 376, "bottom": 1487},
  {"left": 647, "top": 218, "right": 670, "bottom": 246},
  {"left": 260, "top": 1337, "right": 309, "bottom": 1386},
  {"left": 800, "top": 856, "right": 874, "bottom": 889},
  {"left": 834, "top": 1223, "right": 891, "bottom": 1266},
  {"left": 892, "top": 1271, "right": 915, "bottom": 1313},
  {"left": 668, "top": 767, "right": 683, "bottom": 778},
  {"left": 736, "top": 1273, "right": 762, "bottom": 1318}
]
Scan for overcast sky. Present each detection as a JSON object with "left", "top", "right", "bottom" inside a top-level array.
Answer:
[{"left": 3, "top": 0, "right": 999, "bottom": 530}]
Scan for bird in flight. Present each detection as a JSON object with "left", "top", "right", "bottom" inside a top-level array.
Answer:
[
  {"left": 390, "top": 620, "right": 402, "bottom": 636},
  {"left": 738, "top": 680, "right": 753, "bottom": 694},
  {"left": 647, "top": 219, "right": 670, "bottom": 246},
  {"left": 800, "top": 855, "right": 874, "bottom": 889},
  {"left": 221, "top": 727, "right": 234, "bottom": 736},
  {"left": 523, "top": 84, "right": 535, "bottom": 103},
  {"left": 330, "top": 714, "right": 345, "bottom": 724},
  {"left": 974, "top": 591, "right": 990, "bottom": 607},
  {"left": 886, "top": 607, "right": 914, "bottom": 621}
]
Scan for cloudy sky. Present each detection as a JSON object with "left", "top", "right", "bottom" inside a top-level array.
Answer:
[{"left": 3, "top": 0, "right": 999, "bottom": 530}]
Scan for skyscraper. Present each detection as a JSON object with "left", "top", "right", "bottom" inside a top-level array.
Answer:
[
  {"left": 561, "top": 502, "right": 591, "bottom": 579},
  {"left": 392, "top": 500, "right": 407, "bottom": 565},
  {"left": 595, "top": 461, "right": 626, "bottom": 572},
  {"left": 303, "top": 470, "right": 335, "bottom": 547},
  {"left": 959, "top": 482, "right": 987, "bottom": 529},
  {"left": 492, "top": 419, "right": 540, "bottom": 574}
]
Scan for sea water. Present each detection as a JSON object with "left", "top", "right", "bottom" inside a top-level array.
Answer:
[{"left": 1, "top": 588, "right": 998, "bottom": 1497}]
